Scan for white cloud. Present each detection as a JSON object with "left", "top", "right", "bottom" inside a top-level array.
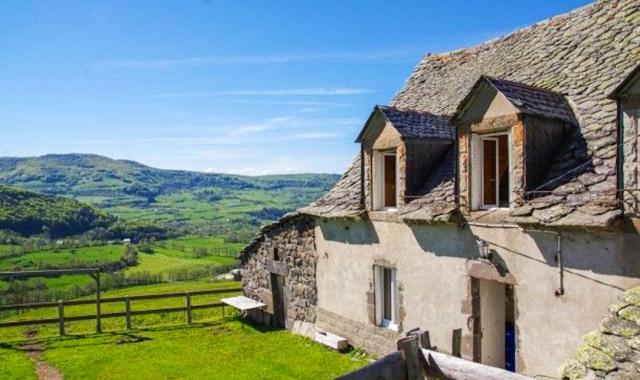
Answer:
[
  {"left": 96, "top": 48, "right": 422, "bottom": 70},
  {"left": 293, "top": 132, "right": 341, "bottom": 140},
  {"left": 225, "top": 157, "right": 306, "bottom": 176},
  {"left": 216, "top": 99, "right": 353, "bottom": 108},
  {"left": 152, "top": 88, "right": 372, "bottom": 98}
]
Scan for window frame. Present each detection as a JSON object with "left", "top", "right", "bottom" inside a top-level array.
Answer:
[
  {"left": 472, "top": 131, "right": 512, "bottom": 210},
  {"left": 372, "top": 150, "right": 398, "bottom": 211},
  {"left": 374, "top": 265, "right": 398, "bottom": 331}
]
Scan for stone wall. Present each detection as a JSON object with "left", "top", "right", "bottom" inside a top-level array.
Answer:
[
  {"left": 562, "top": 286, "right": 640, "bottom": 380},
  {"left": 241, "top": 214, "right": 317, "bottom": 326},
  {"left": 316, "top": 307, "right": 400, "bottom": 356}
]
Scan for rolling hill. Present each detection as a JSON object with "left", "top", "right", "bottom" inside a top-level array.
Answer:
[
  {"left": 0, "top": 154, "right": 339, "bottom": 240},
  {"left": 0, "top": 185, "right": 113, "bottom": 238}
]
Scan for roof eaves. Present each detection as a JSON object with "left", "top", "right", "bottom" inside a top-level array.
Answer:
[{"left": 354, "top": 105, "right": 387, "bottom": 143}]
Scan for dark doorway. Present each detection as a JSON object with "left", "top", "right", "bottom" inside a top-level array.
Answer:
[{"left": 270, "top": 273, "right": 287, "bottom": 328}]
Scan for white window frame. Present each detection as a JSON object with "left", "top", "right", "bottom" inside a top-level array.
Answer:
[
  {"left": 374, "top": 265, "right": 398, "bottom": 331},
  {"left": 372, "top": 150, "right": 398, "bottom": 211},
  {"left": 472, "top": 132, "right": 512, "bottom": 210}
]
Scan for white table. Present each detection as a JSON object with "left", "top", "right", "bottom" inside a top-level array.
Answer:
[
  {"left": 221, "top": 296, "right": 265, "bottom": 311},
  {"left": 220, "top": 296, "right": 265, "bottom": 325}
]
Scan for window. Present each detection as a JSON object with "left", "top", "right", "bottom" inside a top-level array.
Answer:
[
  {"left": 374, "top": 266, "right": 398, "bottom": 330},
  {"left": 472, "top": 133, "right": 511, "bottom": 209},
  {"left": 373, "top": 151, "right": 397, "bottom": 210}
]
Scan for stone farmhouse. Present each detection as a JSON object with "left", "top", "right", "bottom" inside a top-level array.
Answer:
[{"left": 241, "top": 1, "right": 640, "bottom": 377}]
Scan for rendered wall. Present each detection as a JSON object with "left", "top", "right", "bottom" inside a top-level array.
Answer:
[{"left": 314, "top": 218, "right": 640, "bottom": 378}]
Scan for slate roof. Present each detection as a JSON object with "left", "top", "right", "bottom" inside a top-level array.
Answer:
[
  {"left": 298, "top": 155, "right": 364, "bottom": 218},
  {"left": 357, "top": 105, "right": 453, "bottom": 141},
  {"left": 458, "top": 76, "right": 577, "bottom": 125},
  {"left": 398, "top": 146, "right": 457, "bottom": 223},
  {"left": 300, "top": 0, "right": 640, "bottom": 228}
]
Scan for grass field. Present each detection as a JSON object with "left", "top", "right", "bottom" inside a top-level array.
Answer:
[
  {"left": 0, "top": 281, "right": 367, "bottom": 380},
  {"left": 0, "top": 237, "right": 242, "bottom": 299},
  {"left": 0, "top": 245, "right": 124, "bottom": 271}
]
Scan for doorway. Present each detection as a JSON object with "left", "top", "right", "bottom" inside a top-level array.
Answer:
[
  {"left": 270, "top": 273, "right": 287, "bottom": 328},
  {"left": 471, "top": 278, "right": 516, "bottom": 371}
]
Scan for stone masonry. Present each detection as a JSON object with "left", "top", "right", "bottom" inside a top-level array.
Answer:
[
  {"left": 562, "top": 286, "right": 640, "bottom": 380},
  {"left": 241, "top": 213, "right": 317, "bottom": 325},
  {"left": 316, "top": 307, "right": 400, "bottom": 356}
]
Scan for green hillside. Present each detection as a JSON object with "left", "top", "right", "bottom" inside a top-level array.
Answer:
[
  {"left": 0, "top": 154, "right": 339, "bottom": 240},
  {"left": 0, "top": 185, "right": 113, "bottom": 238}
]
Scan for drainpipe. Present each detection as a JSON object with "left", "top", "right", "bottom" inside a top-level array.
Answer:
[{"left": 521, "top": 228, "right": 563, "bottom": 296}]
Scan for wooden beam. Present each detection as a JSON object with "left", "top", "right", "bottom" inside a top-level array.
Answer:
[
  {"left": 0, "top": 268, "right": 99, "bottom": 278},
  {"left": 421, "top": 349, "right": 533, "bottom": 380}
]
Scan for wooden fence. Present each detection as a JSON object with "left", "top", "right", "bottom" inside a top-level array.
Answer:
[{"left": 0, "top": 287, "right": 242, "bottom": 336}]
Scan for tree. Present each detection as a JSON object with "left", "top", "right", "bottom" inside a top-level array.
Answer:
[{"left": 123, "top": 244, "right": 138, "bottom": 266}]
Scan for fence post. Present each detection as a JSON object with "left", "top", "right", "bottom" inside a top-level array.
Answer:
[
  {"left": 125, "top": 296, "right": 132, "bottom": 330},
  {"left": 57, "top": 300, "right": 65, "bottom": 336},
  {"left": 398, "top": 335, "right": 426, "bottom": 380},
  {"left": 185, "top": 292, "right": 192, "bottom": 325},
  {"left": 95, "top": 271, "right": 102, "bottom": 333},
  {"left": 452, "top": 328, "right": 462, "bottom": 358}
]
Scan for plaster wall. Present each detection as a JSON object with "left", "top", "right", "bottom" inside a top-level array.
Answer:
[
  {"left": 460, "top": 84, "right": 518, "bottom": 124},
  {"left": 314, "top": 219, "right": 640, "bottom": 378}
]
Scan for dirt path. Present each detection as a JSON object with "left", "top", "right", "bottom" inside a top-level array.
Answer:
[{"left": 19, "top": 329, "right": 64, "bottom": 380}]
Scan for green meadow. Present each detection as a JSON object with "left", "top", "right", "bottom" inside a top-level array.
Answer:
[{"left": 0, "top": 281, "right": 367, "bottom": 380}]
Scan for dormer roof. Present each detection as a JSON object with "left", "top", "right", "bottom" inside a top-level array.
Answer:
[
  {"left": 356, "top": 105, "right": 453, "bottom": 143},
  {"left": 454, "top": 76, "right": 577, "bottom": 125}
]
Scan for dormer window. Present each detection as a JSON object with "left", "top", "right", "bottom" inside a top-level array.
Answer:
[
  {"left": 355, "top": 105, "right": 454, "bottom": 213},
  {"left": 477, "top": 133, "right": 510, "bottom": 208},
  {"left": 373, "top": 151, "right": 397, "bottom": 210},
  {"left": 610, "top": 65, "right": 640, "bottom": 215},
  {"left": 455, "top": 76, "right": 576, "bottom": 212}
]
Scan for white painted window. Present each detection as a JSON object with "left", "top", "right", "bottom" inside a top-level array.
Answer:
[
  {"left": 471, "top": 132, "right": 512, "bottom": 210},
  {"left": 374, "top": 266, "right": 398, "bottom": 330},
  {"left": 372, "top": 151, "right": 397, "bottom": 211}
]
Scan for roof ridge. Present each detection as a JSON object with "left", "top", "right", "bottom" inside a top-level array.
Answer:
[
  {"left": 420, "top": 0, "right": 602, "bottom": 63},
  {"left": 377, "top": 104, "right": 451, "bottom": 118},
  {"left": 482, "top": 75, "right": 568, "bottom": 96}
]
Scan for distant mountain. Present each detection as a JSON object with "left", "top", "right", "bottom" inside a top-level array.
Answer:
[
  {"left": 0, "top": 185, "right": 113, "bottom": 238},
  {"left": 0, "top": 154, "right": 340, "bottom": 240}
]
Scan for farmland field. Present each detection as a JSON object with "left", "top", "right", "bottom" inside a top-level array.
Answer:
[{"left": 0, "top": 237, "right": 242, "bottom": 302}]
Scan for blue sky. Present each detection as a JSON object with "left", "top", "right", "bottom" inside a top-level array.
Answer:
[{"left": 0, "top": 0, "right": 591, "bottom": 175}]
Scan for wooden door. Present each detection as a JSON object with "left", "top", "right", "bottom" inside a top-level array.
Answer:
[
  {"left": 270, "top": 273, "right": 287, "bottom": 328},
  {"left": 483, "top": 139, "right": 498, "bottom": 206},
  {"left": 384, "top": 155, "right": 396, "bottom": 208}
]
